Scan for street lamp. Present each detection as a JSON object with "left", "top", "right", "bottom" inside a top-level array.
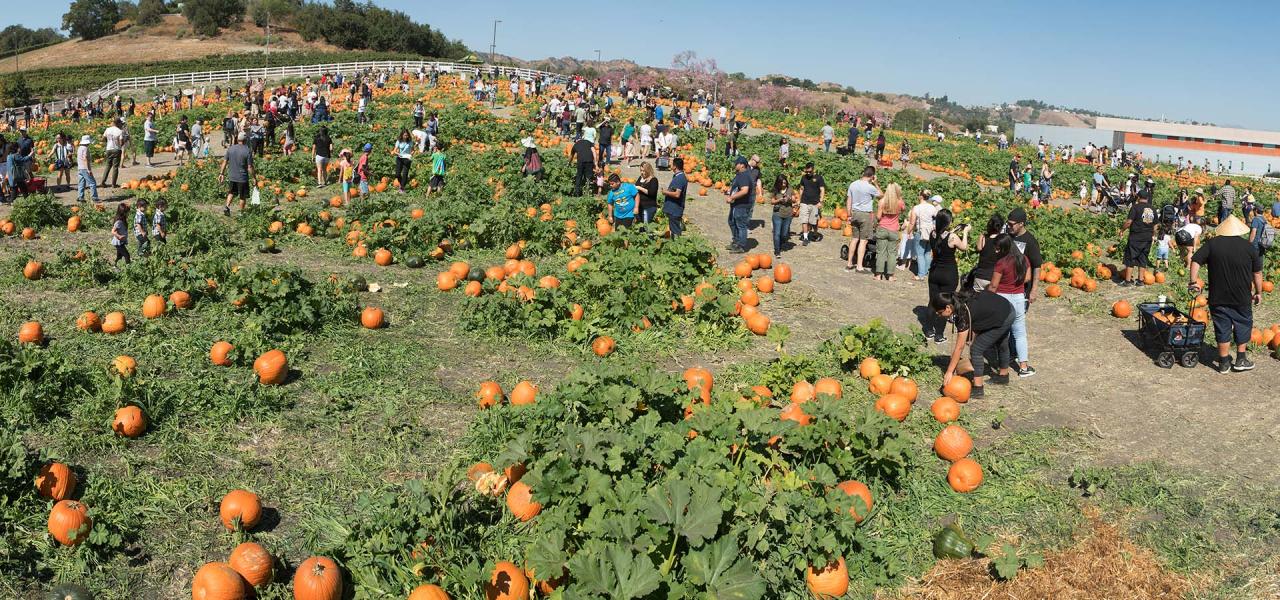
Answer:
[
  {"left": 595, "top": 49, "right": 601, "bottom": 74},
  {"left": 490, "top": 20, "right": 502, "bottom": 65}
]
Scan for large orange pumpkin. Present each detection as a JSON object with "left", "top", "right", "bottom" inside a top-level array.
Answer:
[
  {"left": 361, "top": 307, "right": 385, "bottom": 329},
  {"left": 408, "top": 585, "right": 450, "bottom": 600},
  {"left": 293, "top": 556, "right": 343, "bottom": 600},
  {"left": 47, "top": 499, "right": 91, "bottom": 546},
  {"left": 219, "top": 489, "right": 262, "bottom": 531},
  {"left": 780, "top": 402, "right": 812, "bottom": 426},
  {"left": 774, "top": 263, "right": 792, "bottom": 283},
  {"left": 112, "top": 405, "right": 147, "bottom": 438},
  {"left": 35, "top": 462, "right": 77, "bottom": 501},
  {"left": 805, "top": 557, "right": 849, "bottom": 598},
  {"left": 745, "top": 313, "right": 770, "bottom": 335},
  {"left": 1112, "top": 300, "right": 1132, "bottom": 318},
  {"left": 253, "top": 349, "right": 288, "bottom": 385},
  {"left": 789, "top": 380, "right": 815, "bottom": 404},
  {"left": 112, "top": 355, "right": 137, "bottom": 377},
  {"left": 930, "top": 397, "right": 961, "bottom": 423},
  {"left": 210, "top": 341, "right": 234, "bottom": 366},
  {"left": 835, "top": 480, "right": 873, "bottom": 522},
  {"left": 813, "top": 377, "right": 842, "bottom": 399},
  {"left": 934, "top": 425, "right": 973, "bottom": 461},
  {"left": 18, "top": 321, "right": 43, "bottom": 345},
  {"left": 889, "top": 376, "right": 918, "bottom": 402},
  {"left": 191, "top": 561, "right": 248, "bottom": 600},
  {"left": 436, "top": 272, "right": 459, "bottom": 291},
  {"left": 942, "top": 377, "right": 971, "bottom": 403},
  {"left": 867, "top": 374, "right": 893, "bottom": 395},
  {"left": 683, "top": 368, "right": 714, "bottom": 404},
  {"left": 858, "top": 357, "right": 881, "bottom": 379},
  {"left": 23, "top": 260, "right": 44, "bottom": 280},
  {"left": 476, "top": 381, "right": 504, "bottom": 408},
  {"left": 170, "top": 290, "right": 193, "bottom": 309},
  {"left": 77, "top": 311, "right": 102, "bottom": 332},
  {"left": 373, "top": 248, "right": 393, "bottom": 266},
  {"left": 229, "top": 541, "right": 274, "bottom": 588},
  {"left": 510, "top": 381, "right": 538, "bottom": 406},
  {"left": 591, "top": 336, "right": 616, "bottom": 356},
  {"left": 948, "top": 458, "right": 984, "bottom": 492},
  {"left": 506, "top": 480, "right": 542, "bottom": 521},
  {"left": 874, "top": 393, "right": 912, "bottom": 421},
  {"left": 142, "top": 294, "right": 167, "bottom": 318},
  {"left": 485, "top": 561, "right": 529, "bottom": 600}
]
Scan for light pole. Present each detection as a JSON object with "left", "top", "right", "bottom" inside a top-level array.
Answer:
[
  {"left": 490, "top": 20, "right": 501, "bottom": 65},
  {"left": 264, "top": 10, "right": 271, "bottom": 68},
  {"left": 595, "top": 49, "right": 601, "bottom": 75}
]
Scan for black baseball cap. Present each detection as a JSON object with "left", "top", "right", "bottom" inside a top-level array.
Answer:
[{"left": 1007, "top": 207, "right": 1028, "bottom": 224}]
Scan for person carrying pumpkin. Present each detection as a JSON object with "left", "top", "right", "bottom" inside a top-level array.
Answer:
[
  {"left": 932, "top": 288, "right": 1014, "bottom": 399},
  {"left": 1190, "top": 215, "right": 1263, "bottom": 373}
]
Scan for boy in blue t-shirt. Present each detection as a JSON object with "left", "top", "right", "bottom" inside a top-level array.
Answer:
[{"left": 605, "top": 174, "right": 637, "bottom": 229}]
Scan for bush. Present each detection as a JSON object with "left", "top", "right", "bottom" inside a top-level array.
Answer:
[
  {"left": 824, "top": 319, "right": 933, "bottom": 378},
  {"left": 9, "top": 194, "right": 71, "bottom": 230}
]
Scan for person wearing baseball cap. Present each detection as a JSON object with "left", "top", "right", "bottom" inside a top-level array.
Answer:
[
  {"left": 1190, "top": 214, "right": 1263, "bottom": 373},
  {"left": 725, "top": 156, "right": 755, "bottom": 252},
  {"left": 75, "top": 134, "right": 99, "bottom": 203},
  {"left": 1003, "top": 207, "right": 1041, "bottom": 378}
]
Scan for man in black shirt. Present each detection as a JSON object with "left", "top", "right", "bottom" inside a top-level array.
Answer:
[
  {"left": 1191, "top": 215, "right": 1263, "bottom": 373},
  {"left": 569, "top": 136, "right": 596, "bottom": 197},
  {"left": 1009, "top": 153, "right": 1022, "bottom": 192},
  {"left": 597, "top": 120, "right": 614, "bottom": 169},
  {"left": 797, "top": 162, "right": 825, "bottom": 245},
  {"left": 1120, "top": 191, "right": 1157, "bottom": 286}
]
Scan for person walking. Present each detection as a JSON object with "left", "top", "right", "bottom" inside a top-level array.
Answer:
[
  {"left": 822, "top": 121, "right": 834, "bottom": 153},
  {"left": 1214, "top": 179, "right": 1237, "bottom": 222},
  {"left": 769, "top": 173, "right": 797, "bottom": 259},
  {"left": 220, "top": 133, "right": 254, "bottom": 216},
  {"left": 872, "top": 183, "right": 906, "bottom": 281},
  {"left": 874, "top": 130, "right": 886, "bottom": 161},
  {"left": 100, "top": 118, "right": 124, "bottom": 188},
  {"left": 393, "top": 129, "right": 413, "bottom": 192},
  {"left": 4, "top": 141, "right": 30, "bottom": 202},
  {"left": 1120, "top": 190, "right": 1157, "bottom": 286},
  {"left": 110, "top": 203, "right": 130, "bottom": 266},
  {"left": 797, "top": 162, "right": 825, "bottom": 246},
  {"left": 726, "top": 156, "right": 755, "bottom": 253},
  {"left": 75, "top": 135, "right": 99, "bottom": 203},
  {"left": 845, "top": 166, "right": 882, "bottom": 272},
  {"left": 660, "top": 157, "right": 688, "bottom": 238},
  {"left": 927, "top": 210, "right": 968, "bottom": 343},
  {"left": 1009, "top": 153, "right": 1022, "bottom": 193},
  {"left": 520, "top": 137, "right": 543, "bottom": 180},
  {"left": 903, "top": 191, "right": 941, "bottom": 281},
  {"left": 1190, "top": 215, "right": 1263, "bottom": 373},
  {"left": 48, "top": 133, "right": 73, "bottom": 192},
  {"left": 597, "top": 119, "right": 614, "bottom": 168},
  {"left": 933, "top": 288, "right": 1015, "bottom": 399},
  {"left": 427, "top": 142, "right": 447, "bottom": 197},
  {"left": 569, "top": 133, "right": 596, "bottom": 197},
  {"left": 313, "top": 126, "right": 331, "bottom": 186}
]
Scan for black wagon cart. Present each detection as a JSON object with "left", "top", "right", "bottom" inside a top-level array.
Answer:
[{"left": 1136, "top": 301, "right": 1205, "bottom": 368}]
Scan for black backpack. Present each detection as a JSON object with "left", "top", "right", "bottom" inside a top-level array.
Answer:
[{"left": 1159, "top": 203, "right": 1179, "bottom": 225}]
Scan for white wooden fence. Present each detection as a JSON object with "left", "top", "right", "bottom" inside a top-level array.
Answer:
[{"left": 17, "top": 60, "right": 567, "bottom": 114}]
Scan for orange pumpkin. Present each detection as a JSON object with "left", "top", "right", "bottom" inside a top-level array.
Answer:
[
  {"left": 888, "top": 376, "right": 918, "bottom": 402},
  {"left": 510, "top": 381, "right": 538, "bottom": 406},
  {"left": 934, "top": 425, "right": 973, "bottom": 461},
  {"left": 683, "top": 368, "right": 714, "bottom": 404},
  {"left": 47, "top": 499, "right": 91, "bottom": 546},
  {"left": 35, "top": 462, "right": 77, "bottom": 501},
  {"left": 745, "top": 312, "right": 770, "bottom": 335},
  {"left": 293, "top": 556, "right": 343, "bottom": 600},
  {"left": 436, "top": 272, "right": 459, "bottom": 291},
  {"left": 111, "top": 355, "right": 137, "bottom": 377},
  {"left": 76, "top": 311, "right": 102, "bottom": 332},
  {"left": 947, "top": 458, "right": 984, "bottom": 492},
  {"left": 23, "top": 260, "right": 43, "bottom": 280},
  {"left": 506, "top": 480, "right": 542, "bottom": 521},
  {"left": 813, "top": 377, "right": 842, "bottom": 399},
  {"left": 361, "top": 307, "right": 385, "bottom": 329},
  {"left": 142, "top": 294, "right": 167, "bottom": 318},
  {"left": 780, "top": 402, "right": 812, "bottom": 426},
  {"left": 18, "top": 321, "right": 43, "bottom": 345},
  {"left": 485, "top": 561, "right": 530, "bottom": 600},
  {"left": 874, "top": 393, "right": 912, "bottom": 421},
  {"left": 835, "top": 480, "right": 873, "bottom": 522},
  {"left": 867, "top": 374, "right": 893, "bottom": 395},
  {"left": 591, "top": 336, "right": 616, "bottom": 356},
  {"left": 930, "top": 397, "right": 961, "bottom": 423},
  {"left": 408, "top": 585, "right": 451, "bottom": 600},
  {"left": 790, "top": 380, "right": 815, "bottom": 404},
  {"left": 805, "top": 557, "right": 849, "bottom": 598},
  {"left": 476, "top": 381, "right": 504, "bottom": 408},
  {"left": 102, "top": 311, "right": 127, "bottom": 334},
  {"left": 1112, "top": 300, "right": 1132, "bottom": 318},
  {"left": 858, "top": 357, "right": 881, "bottom": 379},
  {"left": 374, "top": 248, "right": 393, "bottom": 266},
  {"left": 170, "top": 290, "right": 193, "bottom": 309},
  {"left": 229, "top": 541, "right": 274, "bottom": 588},
  {"left": 220, "top": 489, "right": 262, "bottom": 531},
  {"left": 1044, "top": 284, "right": 1062, "bottom": 297},
  {"left": 112, "top": 405, "right": 146, "bottom": 438},
  {"left": 253, "top": 349, "right": 288, "bottom": 385},
  {"left": 210, "top": 341, "right": 234, "bottom": 366},
  {"left": 942, "top": 377, "right": 971, "bottom": 403},
  {"left": 774, "top": 263, "right": 792, "bottom": 283}
]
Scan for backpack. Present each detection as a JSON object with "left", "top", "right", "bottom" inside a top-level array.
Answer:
[
  {"left": 1261, "top": 223, "right": 1278, "bottom": 249},
  {"left": 525, "top": 150, "right": 542, "bottom": 174},
  {"left": 1159, "top": 203, "right": 1179, "bottom": 225}
]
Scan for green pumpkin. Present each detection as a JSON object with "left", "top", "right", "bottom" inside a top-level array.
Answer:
[
  {"left": 456, "top": 238, "right": 471, "bottom": 250},
  {"left": 324, "top": 226, "right": 340, "bottom": 239},
  {"left": 932, "top": 524, "right": 974, "bottom": 560},
  {"left": 48, "top": 583, "right": 94, "bottom": 600},
  {"left": 344, "top": 275, "right": 368, "bottom": 293},
  {"left": 405, "top": 256, "right": 425, "bottom": 269},
  {"left": 466, "top": 267, "right": 486, "bottom": 282},
  {"left": 257, "top": 238, "right": 277, "bottom": 254}
]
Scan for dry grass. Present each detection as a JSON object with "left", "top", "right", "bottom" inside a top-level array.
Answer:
[{"left": 888, "top": 507, "right": 1206, "bottom": 600}]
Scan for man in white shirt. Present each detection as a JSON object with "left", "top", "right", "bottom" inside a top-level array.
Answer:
[
  {"left": 697, "top": 105, "right": 709, "bottom": 129},
  {"left": 101, "top": 119, "right": 124, "bottom": 187},
  {"left": 821, "top": 122, "right": 835, "bottom": 152},
  {"left": 845, "top": 166, "right": 883, "bottom": 272}
]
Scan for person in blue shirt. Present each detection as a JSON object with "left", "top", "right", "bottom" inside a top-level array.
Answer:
[
  {"left": 606, "top": 174, "right": 638, "bottom": 229},
  {"left": 661, "top": 157, "right": 689, "bottom": 237},
  {"left": 726, "top": 156, "right": 756, "bottom": 252},
  {"left": 1246, "top": 205, "right": 1268, "bottom": 258}
]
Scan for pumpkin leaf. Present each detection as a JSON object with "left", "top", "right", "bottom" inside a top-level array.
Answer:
[
  {"left": 569, "top": 542, "right": 662, "bottom": 599},
  {"left": 685, "top": 536, "right": 766, "bottom": 599},
  {"left": 642, "top": 478, "right": 724, "bottom": 548}
]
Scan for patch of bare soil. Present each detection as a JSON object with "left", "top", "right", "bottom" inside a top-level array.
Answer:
[
  {"left": 889, "top": 508, "right": 1204, "bottom": 600},
  {"left": 15, "top": 14, "right": 343, "bottom": 71}
]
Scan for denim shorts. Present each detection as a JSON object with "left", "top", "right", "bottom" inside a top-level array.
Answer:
[{"left": 1210, "top": 304, "right": 1252, "bottom": 345}]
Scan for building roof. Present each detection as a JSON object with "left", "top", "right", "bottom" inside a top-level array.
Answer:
[{"left": 1095, "top": 117, "right": 1280, "bottom": 146}]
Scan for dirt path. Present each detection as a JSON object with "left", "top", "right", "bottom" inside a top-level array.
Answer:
[{"left": 549, "top": 116, "right": 1280, "bottom": 484}]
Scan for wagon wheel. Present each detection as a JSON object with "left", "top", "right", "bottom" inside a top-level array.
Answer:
[
  {"left": 1179, "top": 351, "right": 1199, "bottom": 368},
  {"left": 1155, "top": 352, "right": 1175, "bottom": 369}
]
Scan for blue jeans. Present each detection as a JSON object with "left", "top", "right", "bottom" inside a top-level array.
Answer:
[
  {"left": 664, "top": 201, "right": 683, "bottom": 237},
  {"left": 639, "top": 205, "right": 657, "bottom": 223},
  {"left": 728, "top": 203, "right": 750, "bottom": 249},
  {"left": 1040, "top": 180, "right": 1051, "bottom": 198},
  {"left": 1218, "top": 203, "right": 1231, "bottom": 222},
  {"left": 771, "top": 213, "right": 792, "bottom": 255},
  {"left": 998, "top": 291, "right": 1029, "bottom": 364},
  {"left": 598, "top": 144, "right": 611, "bottom": 166},
  {"left": 823, "top": 140, "right": 832, "bottom": 152},
  {"left": 913, "top": 233, "right": 931, "bottom": 277},
  {"left": 77, "top": 169, "right": 99, "bottom": 201}
]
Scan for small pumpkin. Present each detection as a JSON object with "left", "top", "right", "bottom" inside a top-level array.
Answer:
[
  {"left": 485, "top": 561, "right": 530, "bottom": 600},
  {"left": 210, "top": 341, "right": 234, "bottom": 366},
  {"left": 142, "top": 294, "right": 167, "bottom": 319},
  {"left": 361, "top": 307, "right": 385, "bottom": 329},
  {"left": 111, "top": 355, "right": 137, "bottom": 378},
  {"left": 942, "top": 377, "right": 971, "bottom": 403},
  {"left": 889, "top": 376, "right": 918, "bottom": 402},
  {"left": 373, "top": 248, "right": 393, "bottom": 266},
  {"left": 219, "top": 489, "right": 262, "bottom": 531},
  {"left": 476, "top": 381, "right": 504, "bottom": 408},
  {"left": 408, "top": 585, "right": 450, "bottom": 600},
  {"left": 191, "top": 561, "right": 247, "bottom": 600},
  {"left": 112, "top": 405, "right": 146, "bottom": 438},
  {"left": 591, "top": 336, "right": 616, "bottom": 357},
  {"left": 934, "top": 425, "right": 973, "bottom": 461},
  {"left": 293, "top": 556, "right": 343, "bottom": 600},
  {"left": 76, "top": 311, "right": 102, "bottom": 332},
  {"left": 23, "top": 260, "right": 44, "bottom": 280},
  {"left": 169, "top": 290, "right": 193, "bottom": 309},
  {"left": 874, "top": 393, "right": 912, "bottom": 422},
  {"left": 35, "top": 462, "right": 77, "bottom": 501},
  {"left": 932, "top": 524, "right": 975, "bottom": 559},
  {"left": 253, "top": 349, "right": 288, "bottom": 385},
  {"left": 813, "top": 377, "right": 842, "bottom": 399},
  {"left": 947, "top": 458, "right": 984, "bottom": 492},
  {"left": 835, "top": 480, "right": 873, "bottom": 522},
  {"left": 228, "top": 541, "right": 274, "bottom": 588},
  {"left": 405, "top": 255, "right": 425, "bottom": 269},
  {"left": 930, "top": 397, "right": 961, "bottom": 423},
  {"left": 858, "top": 357, "right": 880, "bottom": 379},
  {"left": 867, "top": 374, "right": 893, "bottom": 395},
  {"left": 509, "top": 381, "right": 537, "bottom": 406},
  {"left": 805, "top": 557, "right": 849, "bottom": 598},
  {"left": 773, "top": 262, "right": 793, "bottom": 283},
  {"left": 47, "top": 499, "right": 91, "bottom": 546},
  {"left": 505, "top": 480, "right": 542, "bottom": 521},
  {"left": 1112, "top": 300, "right": 1132, "bottom": 318},
  {"left": 780, "top": 402, "right": 812, "bottom": 426},
  {"left": 18, "top": 321, "right": 44, "bottom": 345},
  {"left": 436, "top": 272, "right": 459, "bottom": 291}
]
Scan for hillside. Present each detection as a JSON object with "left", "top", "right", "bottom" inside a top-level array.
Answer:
[{"left": 14, "top": 14, "right": 342, "bottom": 71}]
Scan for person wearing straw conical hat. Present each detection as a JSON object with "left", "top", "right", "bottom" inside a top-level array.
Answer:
[{"left": 1190, "top": 214, "right": 1263, "bottom": 373}]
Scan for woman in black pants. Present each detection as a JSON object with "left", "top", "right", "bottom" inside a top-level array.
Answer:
[
  {"left": 932, "top": 289, "right": 1015, "bottom": 399},
  {"left": 926, "top": 209, "right": 968, "bottom": 343}
]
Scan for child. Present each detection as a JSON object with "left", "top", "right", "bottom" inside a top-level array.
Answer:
[
  {"left": 338, "top": 148, "right": 354, "bottom": 205},
  {"left": 111, "top": 203, "right": 131, "bottom": 266},
  {"left": 1078, "top": 179, "right": 1088, "bottom": 204},
  {"left": 152, "top": 199, "right": 167, "bottom": 245},
  {"left": 779, "top": 138, "right": 790, "bottom": 168},
  {"left": 704, "top": 132, "right": 716, "bottom": 156},
  {"left": 1029, "top": 188, "right": 1041, "bottom": 208},
  {"left": 1155, "top": 231, "right": 1171, "bottom": 269},
  {"left": 429, "top": 142, "right": 447, "bottom": 196},
  {"left": 134, "top": 199, "right": 151, "bottom": 257}
]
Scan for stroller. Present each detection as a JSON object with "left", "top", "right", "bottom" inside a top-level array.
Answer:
[
  {"left": 1136, "top": 300, "right": 1205, "bottom": 368},
  {"left": 1098, "top": 183, "right": 1133, "bottom": 214}
]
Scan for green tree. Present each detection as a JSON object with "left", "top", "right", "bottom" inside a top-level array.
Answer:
[
  {"left": 135, "top": 0, "right": 167, "bottom": 25},
  {"left": 2, "top": 74, "right": 34, "bottom": 108},
  {"left": 249, "top": 0, "right": 300, "bottom": 28},
  {"left": 62, "top": 0, "right": 121, "bottom": 41},
  {"left": 0, "top": 26, "right": 65, "bottom": 56},
  {"left": 183, "top": 0, "right": 245, "bottom": 37},
  {"left": 891, "top": 108, "right": 926, "bottom": 133}
]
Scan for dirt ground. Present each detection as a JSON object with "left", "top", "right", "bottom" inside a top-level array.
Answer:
[{"left": 14, "top": 14, "right": 341, "bottom": 71}]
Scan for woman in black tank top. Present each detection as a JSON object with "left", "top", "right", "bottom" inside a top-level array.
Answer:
[{"left": 926, "top": 209, "right": 968, "bottom": 342}]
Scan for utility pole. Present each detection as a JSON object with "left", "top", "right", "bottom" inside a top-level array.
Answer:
[
  {"left": 595, "top": 49, "right": 601, "bottom": 74},
  {"left": 264, "top": 10, "right": 271, "bottom": 68},
  {"left": 490, "top": 20, "right": 501, "bottom": 65}
]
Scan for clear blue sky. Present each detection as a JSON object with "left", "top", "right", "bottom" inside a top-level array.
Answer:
[{"left": 8, "top": 1, "right": 1277, "bottom": 130}]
